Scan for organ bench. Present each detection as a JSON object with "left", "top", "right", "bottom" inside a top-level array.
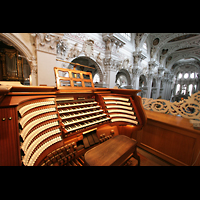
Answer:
[{"left": 0, "top": 66, "right": 147, "bottom": 166}]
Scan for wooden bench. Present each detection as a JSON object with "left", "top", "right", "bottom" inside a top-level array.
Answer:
[{"left": 84, "top": 135, "right": 140, "bottom": 166}]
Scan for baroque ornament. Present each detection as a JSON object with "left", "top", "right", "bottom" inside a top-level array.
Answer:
[{"left": 142, "top": 91, "right": 200, "bottom": 120}]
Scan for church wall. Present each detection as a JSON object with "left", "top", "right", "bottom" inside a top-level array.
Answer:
[
  {"left": 2, "top": 33, "right": 196, "bottom": 101},
  {"left": 37, "top": 51, "right": 56, "bottom": 86}
]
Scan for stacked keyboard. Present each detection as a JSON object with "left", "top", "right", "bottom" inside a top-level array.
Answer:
[
  {"left": 56, "top": 98, "right": 110, "bottom": 137},
  {"left": 102, "top": 95, "right": 139, "bottom": 125},
  {"left": 18, "top": 98, "right": 62, "bottom": 166}
]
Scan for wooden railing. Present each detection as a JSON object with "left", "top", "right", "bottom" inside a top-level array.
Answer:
[
  {"left": 142, "top": 91, "right": 200, "bottom": 120},
  {"left": 135, "top": 91, "right": 200, "bottom": 166}
]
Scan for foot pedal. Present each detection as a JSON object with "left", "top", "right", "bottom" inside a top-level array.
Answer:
[
  {"left": 87, "top": 133, "right": 95, "bottom": 146},
  {"left": 83, "top": 135, "right": 90, "bottom": 148},
  {"left": 91, "top": 132, "right": 99, "bottom": 144}
]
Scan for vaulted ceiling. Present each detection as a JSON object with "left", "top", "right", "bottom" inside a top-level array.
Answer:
[{"left": 146, "top": 33, "right": 200, "bottom": 74}]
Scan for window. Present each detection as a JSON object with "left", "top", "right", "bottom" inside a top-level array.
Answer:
[
  {"left": 184, "top": 73, "right": 189, "bottom": 79},
  {"left": 120, "top": 33, "right": 131, "bottom": 41},
  {"left": 190, "top": 72, "right": 194, "bottom": 78},
  {"left": 93, "top": 73, "right": 100, "bottom": 83},
  {"left": 189, "top": 84, "right": 193, "bottom": 96},
  {"left": 177, "top": 73, "right": 182, "bottom": 79},
  {"left": 176, "top": 84, "right": 180, "bottom": 94},
  {"left": 143, "top": 42, "right": 147, "bottom": 50},
  {"left": 181, "top": 84, "right": 187, "bottom": 95}
]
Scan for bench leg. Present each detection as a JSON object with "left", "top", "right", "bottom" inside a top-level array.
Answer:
[{"left": 133, "top": 149, "right": 140, "bottom": 166}]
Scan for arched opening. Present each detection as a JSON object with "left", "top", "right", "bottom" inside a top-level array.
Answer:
[
  {"left": 139, "top": 75, "right": 147, "bottom": 87},
  {"left": 139, "top": 75, "right": 147, "bottom": 98},
  {"left": 150, "top": 78, "right": 157, "bottom": 98},
  {"left": 152, "top": 78, "right": 156, "bottom": 87},
  {"left": 115, "top": 69, "right": 131, "bottom": 89},
  {"left": 70, "top": 56, "right": 103, "bottom": 87},
  {"left": 0, "top": 40, "right": 31, "bottom": 85}
]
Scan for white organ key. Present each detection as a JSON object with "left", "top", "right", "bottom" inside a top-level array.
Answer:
[
  {"left": 107, "top": 109, "right": 134, "bottom": 115},
  {"left": 63, "top": 113, "right": 107, "bottom": 126},
  {"left": 111, "top": 118, "right": 138, "bottom": 125},
  {"left": 21, "top": 121, "right": 59, "bottom": 152},
  {"left": 19, "top": 107, "right": 56, "bottom": 128},
  {"left": 58, "top": 105, "right": 100, "bottom": 114},
  {"left": 109, "top": 113, "right": 136, "bottom": 120},
  {"left": 19, "top": 100, "right": 55, "bottom": 116},
  {"left": 106, "top": 105, "right": 132, "bottom": 110},
  {"left": 27, "top": 136, "right": 62, "bottom": 166},
  {"left": 23, "top": 128, "right": 61, "bottom": 165},
  {"left": 103, "top": 96, "right": 129, "bottom": 102},
  {"left": 57, "top": 101, "right": 97, "bottom": 108},
  {"left": 104, "top": 101, "right": 131, "bottom": 106},
  {"left": 20, "top": 114, "right": 58, "bottom": 140}
]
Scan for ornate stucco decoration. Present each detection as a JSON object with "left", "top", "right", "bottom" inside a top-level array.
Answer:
[
  {"left": 102, "top": 33, "right": 125, "bottom": 53},
  {"left": 57, "top": 39, "right": 68, "bottom": 57},
  {"left": 148, "top": 61, "right": 158, "bottom": 71},
  {"left": 66, "top": 43, "right": 80, "bottom": 59},
  {"left": 96, "top": 53, "right": 102, "bottom": 66},
  {"left": 82, "top": 39, "right": 94, "bottom": 57},
  {"left": 31, "top": 33, "right": 60, "bottom": 54},
  {"left": 133, "top": 51, "right": 146, "bottom": 65}
]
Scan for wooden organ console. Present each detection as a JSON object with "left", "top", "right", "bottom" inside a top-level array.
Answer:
[{"left": 0, "top": 64, "right": 147, "bottom": 166}]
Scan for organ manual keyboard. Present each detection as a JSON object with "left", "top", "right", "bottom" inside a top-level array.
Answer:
[{"left": 0, "top": 64, "right": 147, "bottom": 166}]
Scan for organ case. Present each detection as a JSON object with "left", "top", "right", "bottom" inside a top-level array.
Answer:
[{"left": 0, "top": 67, "right": 147, "bottom": 166}]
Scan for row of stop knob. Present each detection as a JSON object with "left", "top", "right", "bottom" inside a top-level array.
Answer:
[{"left": 99, "top": 130, "right": 114, "bottom": 143}]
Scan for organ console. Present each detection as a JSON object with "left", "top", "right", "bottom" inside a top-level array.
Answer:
[{"left": 0, "top": 64, "right": 147, "bottom": 166}]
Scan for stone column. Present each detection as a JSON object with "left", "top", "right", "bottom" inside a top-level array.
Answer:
[
  {"left": 132, "top": 51, "right": 146, "bottom": 91},
  {"left": 132, "top": 67, "right": 142, "bottom": 90},
  {"left": 102, "top": 33, "right": 125, "bottom": 88},
  {"left": 146, "top": 73, "right": 153, "bottom": 98},
  {"left": 103, "top": 58, "right": 116, "bottom": 88},
  {"left": 157, "top": 67, "right": 165, "bottom": 98},
  {"left": 133, "top": 51, "right": 147, "bottom": 68},
  {"left": 156, "top": 77, "right": 162, "bottom": 98},
  {"left": 146, "top": 61, "right": 158, "bottom": 99}
]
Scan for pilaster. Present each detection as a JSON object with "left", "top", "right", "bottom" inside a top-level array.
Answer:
[
  {"left": 132, "top": 67, "right": 142, "bottom": 90},
  {"left": 146, "top": 73, "right": 153, "bottom": 98},
  {"left": 133, "top": 51, "right": 147, "bottom": 68},
  {"left": 102, "top": 33, "right": 125, "bottom": 88},
  {"left": 31, "top": 33, "right": 61, "bottom": 86}
]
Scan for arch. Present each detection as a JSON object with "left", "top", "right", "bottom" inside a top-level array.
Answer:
[
  {"left": 152, "top": 78, "right": 157, "bottom": 87},
  {"left": 68, "top": 55, "right": 104, "bottom": 83},
  {"left": 161, "top": 45, "right": 200, "bottom": 68},
  {"left": 173, "top": 62, "right": 200, "bottom": 75},
  {"left": 167, "top": 53, "right": 200, "bottom": 70},
  {"left": 0, "top": 33, "right": 34, "bottom": 67},
  {"left": 115, "top": 69, "right": 131, "bottom": 86},
  {"left": 139, "top": 74, "right": 147, "bottom": 87},
  {"left": 152, "top": 33, "right": 193, "bottom": 60}
]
